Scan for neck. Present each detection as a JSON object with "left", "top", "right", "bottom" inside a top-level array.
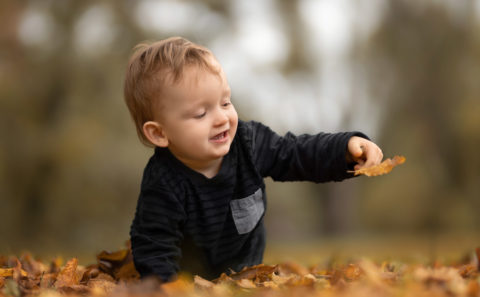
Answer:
[{"left": 177, "top": 155, "right": 223, "bottom": 179}]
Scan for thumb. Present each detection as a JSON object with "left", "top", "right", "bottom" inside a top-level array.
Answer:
[{"left": 352, "top": 145, "right": 364, "bottom": 158}]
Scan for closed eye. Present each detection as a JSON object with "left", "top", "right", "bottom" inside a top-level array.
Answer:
[
  {"left": 223, "top": 99, "right": 232, "bottom": 107},
  {"left": 194, "top": 111, "right": 206, "bottom": 119}
]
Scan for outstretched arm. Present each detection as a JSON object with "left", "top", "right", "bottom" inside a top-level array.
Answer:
[{"left": 248, "top": 121, "right": 371, "bottom": 182}]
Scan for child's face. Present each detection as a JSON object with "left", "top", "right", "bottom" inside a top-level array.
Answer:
[{"left": 155, "top": 62, "right": 238, "bottom": 169}]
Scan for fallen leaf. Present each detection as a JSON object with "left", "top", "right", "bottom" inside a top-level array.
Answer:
[
  {"left": 3, "top": 243, "right": 480, "bottom": 297},
  {"left": 350, "top": 155, "right": 406, "bottom": 177},
  {"left": 278, "top": 262, "right": 309, "bottom": 276},
  {"left": 39, "top": 273, "right": 57, "bottom": 289},
  {"left": 54, "top": 258, "right": 79, "bottom": 288},
  {"left": 20, "top": 253, "right": 47, "bottom": 277},
  {"left": 344, "top": 264, "right": 362, "bottom": 281},
  {"left": 235, "top": 278, "right": 257, "bottom": 289},
  {"left": 86, "top": 278, "right": 117, "bottom": 294},
  {"left": 80, "top": 265, "right": 100, "bottom": 283},
  {"left": 56, "top": 284, "right": 90, "bottom": 294},
  {"left": 227, "top": 264, "right": 278, "bottom": 281},
  {"left": 0, "top": 268, "right": 14, "bottom": 278},
  {"left": 414, "top": 266, "right": 467, "bottom": 295},
  {"left": 160, "top": 274, "right": 193, "bottom": 295},
  {"left": 214, "top": 272, "right": 234, "bottom": 285},
  {"left": 96, "top": 242, "right": 139, "bottom": 281},
  {"left": 467, "top": 279, "right": 480, "bottom": 296},
  {"left": 358, "top": 260, "right": 384, "bottom": 287},
  {"left": 194, "top": 275, "right": 215, "bottom": 289},
  {"left": 95, "top": 272, "right": 115, "bottom": 282},
  {"left": 270, "top": 273, "right": 290, "bottom": 286},
  {"left": 458, "top": 264, "right": 477, "bottom": 279},
  {"left": 113, "top": 261, "right": 140, "bottom": 281},
  {"left": 12, "top": 259, "right": 28, "bottom": 281},
  {"left": 285, "top": 274, "right": 316, "bottom": 287},
  {"left": 97, "top": 250, "right": 129, "bottom": 263}
]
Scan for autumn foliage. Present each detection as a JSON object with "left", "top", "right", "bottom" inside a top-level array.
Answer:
[
  {"left": 1, "top": 243, "right": 480, "bottom": 297},
  {"left": 350, "top": 155, "right": 406, "bottom": 177}
]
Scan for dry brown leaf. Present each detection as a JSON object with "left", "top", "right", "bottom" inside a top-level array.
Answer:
[
  {"left": 235, "top": 278, "right": 257, "bottom": 289},
  {"left": 95, "top": 272, "right": 115, "bottom": 282},
  {"left": 260, "top": 280, "right": 280, "bottom": 289},
  {"left": 227, "top": 264, "right": 278, "bottom": 281},
  {"left": 19, "top": 253, "right": 47, "bottom": 277},
  {"left": 458, "top": 264, "right": 477, "bottom": 279},
  {"left": 113, "top": 261, "right": 140, "bottom": 281},
  {"left": 344, "top": 264, "right": 362, "bottom": 281},
  {"left": 194, "top": 275, "right": 215, "bottom": 289},
  {"left": 214, "top": 272, "right": 234, "bottom": 285},
  {"left": 3, "top": 244, "right": 480, "bottom": 297},
  {"left": 12, "top": 258, "right": 28, "bottom": 282},
  {"left": 381, "top": 271, "right": 398, "bottom": 285},
  {"left": 358, "top": 260, "right": 385, "bottom": 287},
  {"left": 414, "top": 266, "right": 467, "bottom": 295},
  {"left": 109, "top": 277, "right": 161, "bottom": 297},
  {"left": 96, "top": 243, "right": 139, "bottom": 281},
  {"left": 86, "top": 278, "right": 117, "bottom": 294},
  {"left": 278, "top": 262, "right": 309, "bottom": 276},
  {"left": 39, "top": 273, "right": 57, "bottom": 289},
  {"left": 97, "top": 249, "right": 129, "bottom": 263},
  {"left": 350, "top": 155, "right": 406, "bottom": 177},
  {"left": 80, "top": 265, "right": 100, "bottom": 283},
  {"left": 160, "top": 274, "right": 193, "bottom": 295},
  {"left": 54, "top": 258, "right": 79, "bottom": 288},
  {"left": 0, "top": 268, "right": 14, "bottom": 278},
  {"left": 270, "top": 273, "right": 291, "bottom": 286},
  {"left": 467, "top": 279, "right": 480, "bottom": 296},
  {"left": 56, "top": 284, "right": 90, "bottom": 294},
  {"left": 50, "top": 257, "right": 63, "bottom": 274},
  {"left": 285, "top": 274, "right": 316, "bottom": 287}
]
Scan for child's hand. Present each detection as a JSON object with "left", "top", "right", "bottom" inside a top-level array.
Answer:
[{"left": 347, "top": 136, "right": 383, "bottom": 171}]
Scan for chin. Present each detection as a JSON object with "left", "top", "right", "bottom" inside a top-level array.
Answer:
[{"left": 214, "top": 145, "right": 231, "bottom": 158}]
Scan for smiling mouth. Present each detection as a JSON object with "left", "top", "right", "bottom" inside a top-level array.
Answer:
[{"left": 210, "top": 131, "right": 228, "bottom": 142}]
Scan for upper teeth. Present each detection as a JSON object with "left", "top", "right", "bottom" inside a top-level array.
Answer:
[{"left": 213, "top": 133, "right": 224, "bottom": 139}]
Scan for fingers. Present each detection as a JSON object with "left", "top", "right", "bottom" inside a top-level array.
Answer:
[
  {"left": 348, "top": 136, "right": 384, "bottom": 170},
  {"left": 359, "top": 143, "right": 383, "bottom": 169},
  {"left": 347, "top": 136, "right": 366, "bottom": 161},
  {"left": 354, "top": 161, "right": 364, "bottom": 171},
  {"left": 352, "top": 144, "right": 364, "bottom": 158}
]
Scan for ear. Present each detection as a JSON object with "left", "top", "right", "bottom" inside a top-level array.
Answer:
[{"left": 142, "top": 121, "right": 169, "bottom": 147}]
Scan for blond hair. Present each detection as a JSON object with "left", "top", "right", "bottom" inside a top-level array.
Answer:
[{"left": 124, "top": 37, "right": 218, "bottom": 146}]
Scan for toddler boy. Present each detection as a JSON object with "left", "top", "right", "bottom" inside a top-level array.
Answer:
[{"left": 124, "top": 37, "right": 383, "bottom": 282}]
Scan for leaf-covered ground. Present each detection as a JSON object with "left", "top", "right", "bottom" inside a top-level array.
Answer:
[{"left": 1, "top": 242, "right": 479, "bottom": 297}]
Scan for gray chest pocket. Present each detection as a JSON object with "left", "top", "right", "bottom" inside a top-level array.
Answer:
[{"left": 230, "top": 188, "right": 264, "bottom": 235}]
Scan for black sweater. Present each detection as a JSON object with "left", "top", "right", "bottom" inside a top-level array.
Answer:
[{"left": 130, "top": 120, "right": 366, "bottom": 281}]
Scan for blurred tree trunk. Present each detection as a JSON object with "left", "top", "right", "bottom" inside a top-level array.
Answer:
[
  {"left": 277, "top": 0, "right": 313, "bottom": 73},
  {"left": 317, "top": 182, "right": 358, "bottom": 236}
]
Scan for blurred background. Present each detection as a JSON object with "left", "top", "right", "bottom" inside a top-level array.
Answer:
[{"left": 1, "top": 0, "right": 479, "bottom": 263}]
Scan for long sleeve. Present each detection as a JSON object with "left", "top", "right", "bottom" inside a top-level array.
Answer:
[
  {"left": 130, "top": 186, "right": 186, "bottom": 282},
  {"left": 249, "top": 121, "right": 368, "bottom": 182}
]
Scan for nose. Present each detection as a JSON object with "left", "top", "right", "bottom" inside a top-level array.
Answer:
[{"left": 213, "top": 106, "right": 228, "bottom": 126}]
